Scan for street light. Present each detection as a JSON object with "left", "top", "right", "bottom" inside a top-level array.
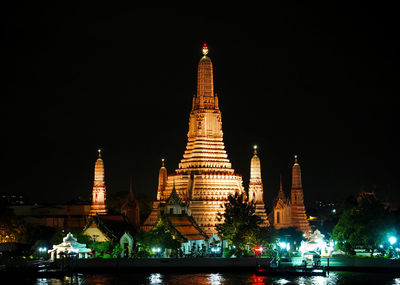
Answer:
[{"left": 389, "top": 236, "right": 397, "bottom": 246}]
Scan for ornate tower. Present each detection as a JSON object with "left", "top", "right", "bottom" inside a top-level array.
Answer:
[
  {"left": 248, "top": 146, "right": 269, "bottom": 226},
  {"left": 121, "top": 178, "right": 140, "bottom": 230},
  {"left": 141, "top": 159, "right": 167, "bottom": 231},
  {"left": 290, "top": 155, "right": 311, "bottom": 234},
  {"left": 90, "top": 149, "right": 107, "bottom": 216},
  {"left": 273, "top": 174, "right": 291, "bottom": 229},
  {"left": 157, "top": 159, "right": 168, "bottom": 201},
  {"left": 160, "top": 44, "right": 244, "bottom": 234}
]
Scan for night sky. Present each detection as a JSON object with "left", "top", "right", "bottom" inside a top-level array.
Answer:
[{"left": 2, "top": 2, "right": 399, "bottom": 208}]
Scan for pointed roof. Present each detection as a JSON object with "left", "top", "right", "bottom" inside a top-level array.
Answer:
[
  {"left": 250, "top": 145, "right": 261, "bottom": 181},
  {"left": 63, "top": 232, "right": 77, "bottom": 243},
  {"left": 84, "top": 215, "right": 136, "bottom": 241},
  {"left": 277, "top": 174, "right": 286, "bottom": 201},
  {"left": 121, "top": 176, "right": 138, "bottom": 209},
  {"left": 94, "top": 149, "right": 105, "bottom": 183},
  {"left": 291, "top": 155, "right": 302, "bottom": 190},
  {"left": 166, "top": 180, "right": 182, "bottom": 205},
  {"left": 157, "top": 158, "right": 167, "bottom": 200},
  {"left": 192, "top": 43, "right": 218, "bottom": 110}
]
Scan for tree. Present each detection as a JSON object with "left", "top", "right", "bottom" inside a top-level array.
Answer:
[
  {"left": 216, "top": 193, "right": 263, "bottom": 257},
  {"left": 0, "top": 207, "right": 26, "bottom": 243},
  {"left": 332, "top": 195, "right": 397, "bottom": 257},
  {"left": 135, "top": 219, "right": 180, "bottom": 256},
  {"left": 277, "top": 227, "right": 304, "bottom": 246}
]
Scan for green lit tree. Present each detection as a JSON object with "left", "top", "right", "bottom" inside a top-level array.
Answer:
[
  {"left": 332, "top": 195, "right": 397, "bottom": 257},
  {"left": 216, "top": 193, "right": 263, "bottom": 257}
]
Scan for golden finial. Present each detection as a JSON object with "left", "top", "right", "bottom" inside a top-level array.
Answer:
[
  {"left": 294, "top": 154, "right": 298, "bottom": 163},
  {"left": 98, "top": 148, "right": 102, "bottom": 158},
  {"left": 202, "top": 43, "right": 208, "bottom": 56},
  {"left": 161, "top": 158, "right": 165, "bottom": 167},
  {"left": 253, "top": 145, "right": 258, "bottom": 155}
]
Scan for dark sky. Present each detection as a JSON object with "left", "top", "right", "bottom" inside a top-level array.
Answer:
[{"left": 2, "top": 2, "right": 399, "bottom": 208}]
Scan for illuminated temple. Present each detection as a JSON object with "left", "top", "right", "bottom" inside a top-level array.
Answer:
[
  {"left": 248, "top": 146, "right": 269, "bottom": 226},
  {"left": 273, "top": 155, "right": 311, "bottom": 234},
  {"left": 143, "top": 44, "right": 245, "bottom": 234},
  {"left": 90, "top": 149, "right": 108, "bottom": 216}
]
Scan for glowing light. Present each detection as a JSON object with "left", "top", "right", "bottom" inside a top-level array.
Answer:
[
  {"left": 254, "top": 246, "right": 263, "bottom": 254},
  {"left": 208, "top": 273, "right": 224, "bottom": 285},
  {"left": 149, "top": 273, "right": 162, "bottom": 284},
  {"left": 151, "top": 247, "right": 161, "bottom": 253},
  {"left": 279, "top": 242, "right": 286, "bottom": 249},
  {"left": 389, "top": 236, "right": 397, "bottom": 245},
  {"left": 379, "top": 244, "right": 383, "bottom": 248},
  {"left": 211, "top": 247, "right": 221, "bottom": 253},
  {"left": 202, "top": 43, "right": 208, "bottom": 56}
]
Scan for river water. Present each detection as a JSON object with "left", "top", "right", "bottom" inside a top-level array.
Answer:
[{"left": 28, "top": 271, "right": 400, "bottom": 285}]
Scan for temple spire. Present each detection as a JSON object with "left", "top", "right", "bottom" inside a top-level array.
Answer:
[
  {"left": 202, "top": 43, "right": 208, "bottom": 56},
  {"left": 292, "top": 155, "right": 302, "bottom": 190},
  {"left": 290, "top": 154, "right": 311, "bottom": 234},
  {"left": 90, "top": 149, "right": 107, "bottom": 216},
  {"left": 248, "top": 145, "right": 269, "bottom": 226},
  {"left": 157, "top": 158, "right": 168, "bottom": 201},
  {"left": 277, "top": 174, "right": 286, "bottom": 200},
  {"left": 193, "top": 43, "right": 216, "bottom": 110}
]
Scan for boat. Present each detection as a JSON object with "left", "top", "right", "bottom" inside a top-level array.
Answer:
[{"left": 256, "top": 256, "right": 327, "bottom": 277}]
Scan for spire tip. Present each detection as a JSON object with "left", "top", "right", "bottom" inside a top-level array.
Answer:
[{"left": 202, "top": 43, "right": 208, "bottom": 56}]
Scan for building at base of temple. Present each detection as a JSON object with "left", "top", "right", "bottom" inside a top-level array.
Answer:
[
  {"left": 48, "top": 232, "right": 91, "bottom": 260},
  {"left": 142, "top": 182, "right": 222, "bottom": 256}
]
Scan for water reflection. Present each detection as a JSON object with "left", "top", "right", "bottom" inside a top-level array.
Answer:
[
  {"left": 274, "top": 278, "right": 290, "bottom": 284},
  {"left": 32, "top": 271, "right": 400, "bottom": 285},
  {"left": 208, "top": 273, "right": 224, "bottom": 285},
  {"left": 249, "top": 274, "right": 267, "bottom": 285},
  {"left": 149, "top": 273, "right": 163, "bottom": 284}
]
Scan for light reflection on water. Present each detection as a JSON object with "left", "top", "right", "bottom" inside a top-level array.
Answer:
[{"left": 30, "top": 271, "right": 400, "bottom": 285}]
